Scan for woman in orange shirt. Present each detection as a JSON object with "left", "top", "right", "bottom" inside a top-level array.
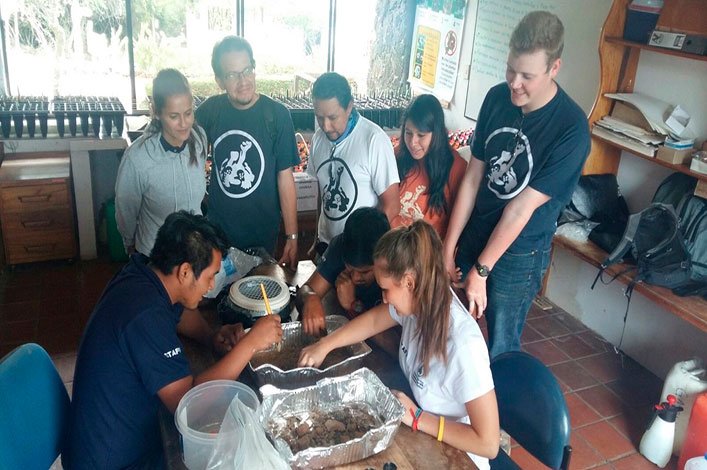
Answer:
[{"left": 395, "top": 94, "right": 467, "bottom": 239}]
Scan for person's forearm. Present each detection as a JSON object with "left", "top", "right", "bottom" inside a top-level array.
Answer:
[
  {"left": 414, "top": 412, "right": 498, "bottom": 457},
  {"left": 177, "top": 308, "right": 214, "bottom": 345},
  {"left": 278, "top": 169, "right": 298, "bottom": 236},
  {"left": 319, "top": 306, "right": 395, "bottom": 352},
  {"left": 193, "top": 334, "right": 258, "bottom": 384},
  {"left": 443, "top": 160, "right": 484, "bottom": 257},
  {"left": 295, "top": 285, "right": 317, "bottom": 313}
]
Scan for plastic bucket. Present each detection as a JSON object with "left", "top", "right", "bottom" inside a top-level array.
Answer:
[{"left": 174, "top": 380, "right": 259, "bottom": 470}]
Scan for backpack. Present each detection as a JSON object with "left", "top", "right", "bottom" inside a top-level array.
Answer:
[{"left": 595, "top": 203, "right": 692, "bottom": 290}]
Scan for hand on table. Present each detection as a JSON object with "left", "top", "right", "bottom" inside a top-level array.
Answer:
[
  {"left": 278, "top": 238, "right": 298, "bottom": 270},
  {"left": 298, "top": 341, "right": 329, "bottom": 368},
  {"left": 335, "top": 271, "right": 356, "bottom": 311},
  {"left": 301, "top": 295, "right": 327, "bottom": 337},
  {"left": 247, "top": 315, "right": 283, "bottom": 352},
  {"left": 212, "top": 323, "right": 245, "bottom": 355}
]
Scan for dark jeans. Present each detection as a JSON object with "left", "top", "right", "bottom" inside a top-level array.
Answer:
[{"left": 457, "top": 241, "right": 551, "bottom": 359}]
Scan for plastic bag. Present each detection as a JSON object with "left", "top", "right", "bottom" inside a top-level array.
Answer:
[
  {"left": 204, "top": 247, "right": 262, "bottom": 298},
  {"left": 206, "top": 396, "right": 289, "bottom": 470}
]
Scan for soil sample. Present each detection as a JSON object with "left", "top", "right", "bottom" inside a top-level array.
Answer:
[
  {"left": 270, "top": 403, "right": 381, "bottom": 454},
  {"left": 251, "top": 337, "right": 354, "bottom": 371}
]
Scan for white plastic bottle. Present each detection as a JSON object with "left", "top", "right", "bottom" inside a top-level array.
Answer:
[
  {"left": 686, "top": 454, "right": 707, "bottom": 470},
  {"left": 204, "top": 247, "right": 262, "bottom": 298},
  {"left": 639, "top": 395, "right": 683, "bottom": 468},
  {"left": 660, "top": 358, "right": 707, "bottom": 454}
]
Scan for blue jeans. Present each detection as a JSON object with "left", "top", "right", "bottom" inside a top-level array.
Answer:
[{"left": 457, "top": 243, "right": 551, "bottom": 359}]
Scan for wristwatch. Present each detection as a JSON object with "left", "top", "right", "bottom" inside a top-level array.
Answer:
[
  {"left": 474, "top": 262, "right": 491, "bottom": 278},
  {"left": 285, "top": 233, "right": 298, "bottom": 240}
]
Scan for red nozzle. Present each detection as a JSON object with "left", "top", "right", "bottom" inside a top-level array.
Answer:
[{"left": 667, "top": 395, "right": 677, "bottom": 406}]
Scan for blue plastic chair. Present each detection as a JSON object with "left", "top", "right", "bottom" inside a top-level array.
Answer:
[
  {"left": 489, "top": 351, "right": 572, "bottom": 470},
  {"left": 0, "top": 343, "right": 71, "bottom": 470}
]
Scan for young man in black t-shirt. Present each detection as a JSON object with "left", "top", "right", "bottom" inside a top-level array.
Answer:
[{"left": 443, "top": 11, "right": 590, "bottom": 358}]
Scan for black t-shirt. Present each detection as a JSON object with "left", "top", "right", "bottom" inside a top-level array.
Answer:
[
  {"left": 462, "top": 82, "right": 590, "bottom": 252},
  {"left": 196, "top": 94, "right": 299, "bottom": 253},
  {"left": 318, "top": 234, "right": 382, "bottom": 310},
  {"left": 65, "top": 255, "right": 190, "bottom": 469}
]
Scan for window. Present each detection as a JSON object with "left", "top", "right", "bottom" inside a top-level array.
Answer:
[{"left": 0, "top": 0, "right": 411, "bottom": 114}]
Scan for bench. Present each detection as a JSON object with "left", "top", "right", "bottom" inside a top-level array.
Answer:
[{"left": 551, "top": 235, "right": 707, "bottom": 333}]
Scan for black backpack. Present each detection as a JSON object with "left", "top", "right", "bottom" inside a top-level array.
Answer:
[{"left": 594, "top": 203, "right": 692, "bottom": 290}]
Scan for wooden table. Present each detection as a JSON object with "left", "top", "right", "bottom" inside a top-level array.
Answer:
[{"left": 159, "top": 261, "right": 477, "bottom": 469}]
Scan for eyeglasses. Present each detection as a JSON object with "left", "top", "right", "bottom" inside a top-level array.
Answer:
[
  {"left": 505, "top": 114, "right": 525, "bottom": 154},
  {"left": 223, "top": 66, "right": 254, "bottom": 82}
]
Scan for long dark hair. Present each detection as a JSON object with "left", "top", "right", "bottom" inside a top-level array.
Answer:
[
  {"left": 145, "top": 68, "right": 203, "bottom": 166},
  {"left": 374, "top": 220, "right": 451, "bottom": 375},
  {"left": 396, "top": 94, "right": 454, "bottom": 214}
]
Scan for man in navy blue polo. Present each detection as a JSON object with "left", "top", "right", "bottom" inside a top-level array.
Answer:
[{"left": 64, "top": 211, "right": 283, "bottom": 469}]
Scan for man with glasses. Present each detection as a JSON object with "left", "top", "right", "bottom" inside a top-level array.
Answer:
[
  {"left": 196, "top": 36, "right": 299, "bottom": 268},
  {"left": 443, "top": 11, "right": 590, "bottom": 358}
]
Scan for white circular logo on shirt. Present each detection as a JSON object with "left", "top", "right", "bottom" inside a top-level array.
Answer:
[
  {"left": 485, "top": 127, "right": 533, "bottom": 199},
  {"left": 317, "top": 157, "right": 358, "bottom": 221},
  {"left": 213, "top": 130, "right": 265, "bottom": 198}
]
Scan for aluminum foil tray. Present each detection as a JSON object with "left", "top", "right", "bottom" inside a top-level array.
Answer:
[
  {"left": 248, "top": 315, "right": 371, "bottom": 389},
  {"left": 259, "top": 368, "right": 405, "bottom": 469}
]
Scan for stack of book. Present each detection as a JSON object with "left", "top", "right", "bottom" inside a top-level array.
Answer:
[{"left": 591, "top": 102, "right": 666, "bottom": 157}]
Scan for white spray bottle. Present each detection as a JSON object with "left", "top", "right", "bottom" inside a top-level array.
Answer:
[{"left": 639, "top": 394, "right": 683, "bottom": 468}]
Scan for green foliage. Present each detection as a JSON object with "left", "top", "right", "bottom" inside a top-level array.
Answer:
[{"left": 145, "top": 78, "right": 296, "bottom": 102}]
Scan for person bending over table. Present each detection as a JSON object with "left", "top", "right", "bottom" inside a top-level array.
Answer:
[
  {"left": 299, "top": 220, "right": 499, "bottom": 469},
  {"left": 64, "top": 211, "right": 282, "bottom": 470},
  {"left": 295, "top": 207, "right": 400, "bottom": 356}
]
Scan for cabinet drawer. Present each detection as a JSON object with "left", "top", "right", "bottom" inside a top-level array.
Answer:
[
  {"left": 4, "top": 232, "right": 76, "bottom": 264},
  {"left": 2, "top": 209, "right": 74, "bottom": 236},
  {"left": 0, "top": 183, "right": 70, "bottom": 213}
]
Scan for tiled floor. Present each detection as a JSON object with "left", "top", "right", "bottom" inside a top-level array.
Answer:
[{"left": 0, "top": 257, "right": 680, "bottom": 469}]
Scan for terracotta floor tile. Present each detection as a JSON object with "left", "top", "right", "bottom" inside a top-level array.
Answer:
[
  {"left": 523, "top": 339, "right": 571, "bottom": 366},
  {"left": 527, "top": 301, "right": 551, "bottom": 319},
  {"left": 565, "top": 392, "right": 603, "bottom": 429},
  {"left": 568, "top": 433, "right": 606, "bottom": 470},
  {"left": 52, "top": 352, "right": 77, "bottom": 383},
  {"left": 0, "top": 319, "right": 37, "bottom": 343},
  {"left": 612, "top": 452, "right": 663, "bottom": 470},
  {"left": 605, "top": 371, "right": 663, "bottom": 408},
  {"left": 550, "top": 361, "right": 600, "bottom": 391},
  {"left": 1, "top": 300, "right": 41, "bottom": 322},
  {"left": 520, "top": 324, "right": 544, "bottom": 344},
  {"left": 553, "top": 312, "right": 589, "bottom": 334},
  {"left": 527, "top": 315, "right": 572, "bottom": 339},
  {"left": 591, "top": 464, "right": 615, "bottom": 470},
  {"left": 577, "top": 352, "right": 641, "bottom": 384},
  {"left": 607, "top": 408, "right": 652, "bottom": 445},
  {"left": 508, "top": 445, "right": 549, "bottom": 470},
  {"left": 552, "top": 334, "right": 599, "bottom": 359},
  {"left": 576, "top": 331, "right": 614, "bottom": 353},
  {"left": 577, "top": 421, "right": 635, "bottom": 461},
  {"left": 577, "top": 384, "right": 627, "bottom": 418}
]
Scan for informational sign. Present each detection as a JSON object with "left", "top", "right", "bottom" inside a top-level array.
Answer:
[{"left": 408, "top": 0, "right": 467, "bottom": 103}]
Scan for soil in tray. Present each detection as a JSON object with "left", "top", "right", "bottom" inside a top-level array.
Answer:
[
  {"left": 269, "top": 403, "right": 381, "bottom": 454},
  {"left": 250, "top": 338, "right": 354, "bottom": 371}
]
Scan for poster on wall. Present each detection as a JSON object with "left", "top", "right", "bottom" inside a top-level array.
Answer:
[{"left": 408, "top": 0, "right": 468, "bottom": 103}]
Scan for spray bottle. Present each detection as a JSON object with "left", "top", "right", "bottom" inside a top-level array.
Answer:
[{"left": 639, "top": 394, "right": 683, "bottom": 468}]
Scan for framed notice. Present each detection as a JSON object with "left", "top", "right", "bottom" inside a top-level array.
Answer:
[{"left": 408, "top": 0, "right": 467, "bottom": 103}]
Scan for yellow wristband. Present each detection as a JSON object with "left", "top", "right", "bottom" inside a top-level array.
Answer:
[{"left": 437, "top": 416, "right": 445, "bottom": 442}]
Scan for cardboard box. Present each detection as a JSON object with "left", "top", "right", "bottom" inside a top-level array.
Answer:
[
  {"left": 656, "top": 145, "right": 694, "bottom": 165},
  {"left": 294, "top": 171, "right": 318, "bottom": 212}
]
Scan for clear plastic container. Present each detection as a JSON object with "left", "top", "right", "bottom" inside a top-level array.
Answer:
[{"left": 174, "top": 380, "right": 259, "bottom": 470}]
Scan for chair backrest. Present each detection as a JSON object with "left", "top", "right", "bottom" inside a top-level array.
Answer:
[
  {"left": 491, "top": 351, "right": 572, "bottom": 470},
  {"left": 0, "top": 343, "right": 71, "bottom": 470}
]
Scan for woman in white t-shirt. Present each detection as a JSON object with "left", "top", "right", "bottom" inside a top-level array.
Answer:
[{"left": 299, "top": 220, "right": 499, "bottom": 469}]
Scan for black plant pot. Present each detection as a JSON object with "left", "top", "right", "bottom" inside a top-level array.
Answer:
[
  {"left": 12, "top": 113, "right": 24, "bottom": 138},
  {"left": 90, "top": 112, "right": 101, "bottom": 137},
  {"left": 114, "top": 113, "right": 125, "bottom": 136},
  {"left": 39, "top": 113, "right": 49, "bottom": 138},
  {"left": 26, "top": 113, "right": 36, "bottom": 138},
  {"left": 102, "top": 114, "right": 113, "bottom": 137},
  {"left": 68, "top": 113, "right": 78, "bottom": 136},
  {"left": 80, "top": 113, "right": 90, "bottom": 136},
  {"left": 0, "top": 113, "right": 11, "bottom": 138},
  {"left": 55, "top": 112, "right": 65, "bottom": 137}
]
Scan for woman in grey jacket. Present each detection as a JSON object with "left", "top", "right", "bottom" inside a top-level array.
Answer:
[{"left": 116, "top": 68, "right": 208, "bottom": 256}]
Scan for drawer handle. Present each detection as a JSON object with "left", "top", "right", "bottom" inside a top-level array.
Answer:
[
  {"left": 18, "top": 195, "right": 52, "bottom": 203},
  {"left": 22, "top": 219, "right": 53, "bottom": 228},
  {"left": 24, "top": 244, "right": 55, "bottom": 253}
]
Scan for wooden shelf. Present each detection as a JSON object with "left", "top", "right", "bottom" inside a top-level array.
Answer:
[
  {"left": 591, "top": 134, "right": 707, "bottom": 181},
  {"left": 605, "top": 36, "right": 707, "bottom": 62},
  {"left": 553, "top": 235, "right": 707, "bottom": 333}
]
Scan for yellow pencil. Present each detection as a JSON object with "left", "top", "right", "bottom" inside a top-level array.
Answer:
[{"left": 260, "top": 283, "right": 281, "bottom": 352}]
